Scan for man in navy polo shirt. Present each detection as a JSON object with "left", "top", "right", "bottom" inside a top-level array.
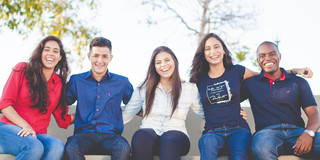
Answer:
[
  {"left": 242, "top": 41, "right": 320, "bottom": 159},
  {"left": 64, "top": 37, "right": 133, "bottom": 160}
]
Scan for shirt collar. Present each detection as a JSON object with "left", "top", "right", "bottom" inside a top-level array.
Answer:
[
  {"left": 48, "top": 72, "right": 59, "bottom": 84},
  {"left": 157, "top": 83, "right": 172, "bottom": 93},
  {"left": 85, "top": 70, "right": 111, "bottom": 81},
  {"left": 259, "top": 68, "right": 290, "bottom": 82}
]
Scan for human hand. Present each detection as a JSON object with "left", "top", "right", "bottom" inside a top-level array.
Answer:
[
  {"left": 17, "top": 126, "right": 37, "bottom": 138},
  {"left": 292, "top": 132, "right": 313, "bottom": 155},
  {"left": 294, "top": 67, "right": 313, "bottom": 78},
  {"left": 240, "top": 108, "right": 248, "bottom": 121}
]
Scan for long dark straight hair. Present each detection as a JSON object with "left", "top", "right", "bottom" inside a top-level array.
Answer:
[
  {"left": 23, "top": 36, "right": 69, "bottom": 119},
  {"left": 139, "top": 46, "right": 182, "bottom": 118},
  {"left": 189, "top": 33, "right": 233, "bottom": 83}
]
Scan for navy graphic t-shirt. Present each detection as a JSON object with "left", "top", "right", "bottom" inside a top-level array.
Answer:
[{"left": 197, "top": 65, "right": 249, "bottom": 132}]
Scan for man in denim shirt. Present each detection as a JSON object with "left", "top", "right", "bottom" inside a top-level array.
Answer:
[
  {"left": 64, "top": 37, "right": 133, "bottom": 160},
  {"left": 242, "top": 41, "right": 320, "bottom": 159}
]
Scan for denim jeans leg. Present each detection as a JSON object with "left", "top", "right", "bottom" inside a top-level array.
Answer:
[
  {"left": 64, "top": 133, "right": 96, "bottom": 160},
  {"left": 198, "top": 130, "right": 225, "bottom": 160},
  {"left": 286, "top": 126, "right": 320, "bottom": 158},
  {"left": 37, "top": 133, "right": 65, "bottom": 160},
  {"left": 0, "top": 122, "right": 44, "bottom": 160},
  {"left": 227, "top": 128, "right": 252, "bottom": 160},
  {"left": 251, "top": 127, "right": 285, "bottom": 160},
  {"left": 99, "top": 134, "right": 130, "bottom": 160},
  {"left": 310, "top": 131, "right": 320, "bottom": 158}
]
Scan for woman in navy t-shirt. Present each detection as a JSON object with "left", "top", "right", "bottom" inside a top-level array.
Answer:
[{"left": 189, "top": 33, "right": 257, "bottom": 160}]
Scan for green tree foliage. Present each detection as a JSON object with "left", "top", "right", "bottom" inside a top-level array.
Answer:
[
  {"left": 141, "top": 0, "right": 257, "bottom": 63},
  {"left": 0, "top": 0, "right": 99, "bottom": 60}
]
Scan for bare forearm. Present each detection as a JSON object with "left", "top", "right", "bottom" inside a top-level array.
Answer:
[
  {"left": 305, "top": 106, "right": 320, "bottom": 132},
  {"left": 306, "top": 112, "right": 320, "bottom": 132},
  {"left": 1, "top": 106, "right": 31, "bottom": 128}
]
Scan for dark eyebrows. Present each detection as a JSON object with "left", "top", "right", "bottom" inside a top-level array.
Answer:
[{"left": 44, "top": 45, "right": 60, "bottom": 51}]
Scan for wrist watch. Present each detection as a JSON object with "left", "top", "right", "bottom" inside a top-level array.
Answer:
[{"left": 304, "top": 130, "right": 315, "bottom": 137}]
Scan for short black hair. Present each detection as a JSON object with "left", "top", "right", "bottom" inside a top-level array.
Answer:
[
  {"left": 256, "top": 41, "right": 279, "bottom": 54},
  {"left": 89, "top": 37, "right": 112, "bottom": 52}
]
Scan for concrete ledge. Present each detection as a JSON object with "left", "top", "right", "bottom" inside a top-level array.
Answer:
[
  {"left": 84, "top": 155, "right": 200, "bottom": 160},
  {"left": 0, "top": 154, "right": 314, "bottom": 160},
  {"left": 0, "top": 154, "right": 15, "bottom": 160}
]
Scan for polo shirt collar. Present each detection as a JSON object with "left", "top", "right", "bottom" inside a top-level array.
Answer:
[
  {"left": 258, "top": 68, "right": 291, "bottom": 82},
  {"left": 85, "top": 70, "right": 111, "bottom": 81}
]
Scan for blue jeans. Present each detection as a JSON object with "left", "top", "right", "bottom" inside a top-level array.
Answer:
[
  {"left": 64, "top": 132, "right": 130, "bottom": 160},
  {"left": 198, "top": 126, "right": 252, "bottom": 160},
  {"left": 131, "top": 129, "right": 190, "bottom": 160},
  {"left": 252, "top": 123, "right": 320, "bottom": 160},
  {"left": 0, "top": 122, "right": 65, "bottom": 160}
]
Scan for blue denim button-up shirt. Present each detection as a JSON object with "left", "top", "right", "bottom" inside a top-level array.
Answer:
[{"left": 67, "top": 70, "right": 133, "bottom": 135}]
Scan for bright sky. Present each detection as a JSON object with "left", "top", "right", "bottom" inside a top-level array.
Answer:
[{"left": 0, "top": 0, "right": 319, "bottom": 96}]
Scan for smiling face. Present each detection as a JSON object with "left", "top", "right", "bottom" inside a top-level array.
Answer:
[
  {"left": 41, "top": 40, "right": 62, "bottom": 72},
  {"left": 88, "top": 46, "right": 113, "bottom": 81},
  {"left": 204, "top": 37, "right": 225, "bottom": 66},
  {"left": 155, "top": 51, "right": 175, "bottom": 81},
  {"left": 257, "top": 43, "right": 281, "bottom": 76}
]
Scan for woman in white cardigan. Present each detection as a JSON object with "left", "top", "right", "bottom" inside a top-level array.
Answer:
[{"left": 122, "top": 46, "right": 204, "bottom": 160}]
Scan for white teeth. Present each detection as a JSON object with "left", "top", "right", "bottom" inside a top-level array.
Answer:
[
  {"left": 162, "top": 68, "right": 169, "bottom": 72},
  {"left": 265, "top": 63, "right": 273, "bottom": 66},
  {"left": 46, "top": 58, "right": 54, "bottom": 62}
]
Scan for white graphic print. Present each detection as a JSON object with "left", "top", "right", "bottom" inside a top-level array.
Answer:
[{"left": 206, "top": 80, "right": 232, "bottom": 104}]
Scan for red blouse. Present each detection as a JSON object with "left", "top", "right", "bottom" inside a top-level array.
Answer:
[{"left": 0, "top": 62, "right": 71, "bottom": 134}]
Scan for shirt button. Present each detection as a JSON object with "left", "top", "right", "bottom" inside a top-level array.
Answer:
[
  {"left": 272, "top": 82, "right": 275, "bottom": 85},
  {"left": 97, "top": 96, "right": 100, "bottom": 98},
  {"left": 96, "top": 109, "right": 99, "bottom": 112},
  {"left": 98, "top": 83, "right": 100, "bottom": 85}
]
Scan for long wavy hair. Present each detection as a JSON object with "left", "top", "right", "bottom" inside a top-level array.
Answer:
[
  {"left": 23, "top": 36, "right": 69, "bottom": 119},
  {"left": 139, "top": 46, "right": 182, "bottom": 118},
  {"left": 189, "top": 33, "right": 233, "bottom": 83}
]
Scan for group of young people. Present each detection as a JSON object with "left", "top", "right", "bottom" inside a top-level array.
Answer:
[{"left": 0, "top": 33, "right": 319, "bottom": 160}]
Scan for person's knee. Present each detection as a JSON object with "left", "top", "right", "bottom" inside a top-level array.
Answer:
[
  {"left": 21, "top": 138, "right": 44, "bottom": 158},
  {"left": 132, "top": 129, "right": 156, "bottom": 148},
  {"left": 51, "top": 139, "right": 65, "bottom": 155},
  {"left": 198, "top": 133, "right": 221, "bottom": 157},
  {"left": 133, "top": 129, "right": 155, "bottom": 139},
  {"left": 251, "top": 132, "right": 276, "bottom": 157},
  {"left": 199, "top": 133, "right": 219, "bottom": 148},
  {"left": 64, "top": 136, "right": 80, "bottom": 155},
  {"left": 161, "top": 131, "right": 188, "bottom": 146},
  {"left": 114, "top": 136, "right": 130, "bottom": 153},
  {"left": 119, "top": 140, "right": 130, "bottom": 153}
]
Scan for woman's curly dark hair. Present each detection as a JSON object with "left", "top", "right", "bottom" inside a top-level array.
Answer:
[{"left": 24, "top": 35, "right": 69, "bottom": 120}]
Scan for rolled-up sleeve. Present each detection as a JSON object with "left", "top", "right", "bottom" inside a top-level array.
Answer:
[
  {"left": 52, "top": 104, "right": 72, "bottom": 129},
  {"left": 0, "top": 62, "right": 26, "bottom": 111}
]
